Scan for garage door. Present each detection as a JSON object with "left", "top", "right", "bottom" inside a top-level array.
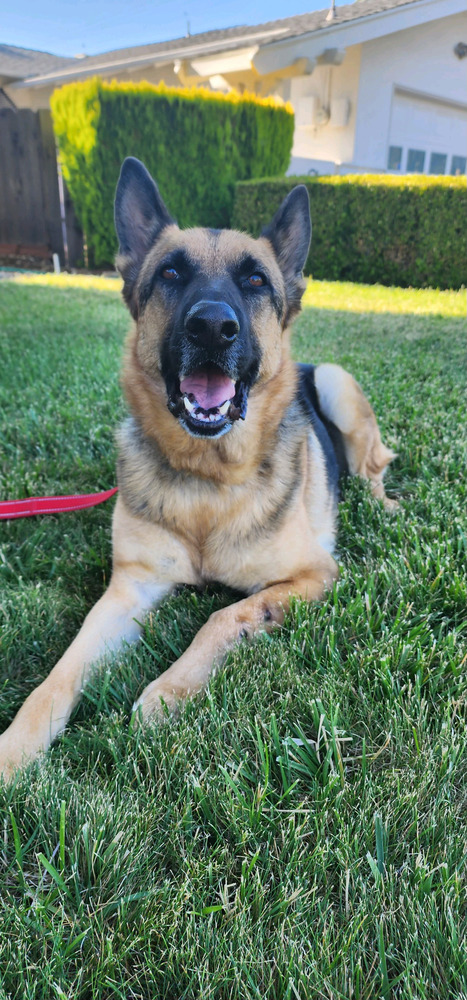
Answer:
[{"left": 387, "top": 89, "right": 467, "bottom": 175}]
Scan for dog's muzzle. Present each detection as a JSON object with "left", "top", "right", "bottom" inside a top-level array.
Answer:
[{"left": 167, "top": 300, "right": 250, "bottom": 439}]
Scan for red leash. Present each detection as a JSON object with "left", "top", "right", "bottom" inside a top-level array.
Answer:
[{"left": 0, "top": 487, "right": 118, "bottom": 521}]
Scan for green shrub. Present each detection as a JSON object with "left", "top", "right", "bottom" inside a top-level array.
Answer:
[
  {"left": 232, "top": 174, "right": 467, "bottom": 289},
  {"left": 51, "top": 78, "right": 294, "bottom": 267}
]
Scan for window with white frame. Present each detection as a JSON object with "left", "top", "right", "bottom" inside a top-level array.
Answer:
[
  {"left": 387, "top": 146, "right": 467, "bottom": 175},
  {"left": 387, "top": 89, "right": 467, "bottom": 176}
]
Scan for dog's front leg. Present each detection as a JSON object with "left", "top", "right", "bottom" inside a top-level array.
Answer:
[
  {"left": 134, "top": 556, "right": 338, "bottom": 721},
  {"left": 0, "top": 570, "right": 171, "bottom": 780}
]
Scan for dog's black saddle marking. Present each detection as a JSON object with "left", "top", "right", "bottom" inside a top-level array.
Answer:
[{"left": 296, "top": 364, "right": 349, "bottom": 497}]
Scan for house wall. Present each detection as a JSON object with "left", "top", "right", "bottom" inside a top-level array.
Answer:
[
  {"left": 284, "top": 44, "right": 362, "bottom": 174},
  {"left": 5, "top": 65, "right": 267, "bottom": 111},
  {"left": 5, "top": 84, "right": 55, "bottom": 110},
  {"left": 353, "top": 11, "right": 467, "bottom": 171},
  {"left": 5, "top": 62, "right": 186, "bottom": 110}
]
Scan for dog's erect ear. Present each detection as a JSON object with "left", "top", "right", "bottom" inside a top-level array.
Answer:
[
  {"left": 115, "top": 157, "right": 173, "bottom": 256},
  {"left": 115, "top": 157, "right": 174, "bottom": 316},
  {"left": 262, "top": 186, "right": 311, "bottom": 322}
]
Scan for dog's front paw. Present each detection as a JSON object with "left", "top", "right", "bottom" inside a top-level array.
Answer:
[
  {"left": 0, "top": 733, "right": 30, "bottom": 784},
  {"left": 0, "top": 758, "right": 16, "bottom": 784},
  {"left": 382, "top": 495, "right": 400, "bottom": 511},
  {"left": 132, "top": 676, "right": 187, "bottom": 724}
]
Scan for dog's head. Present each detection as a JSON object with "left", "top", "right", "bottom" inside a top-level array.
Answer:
[{"left": 115, "top": 158, "right": 310, "bottom": 440}]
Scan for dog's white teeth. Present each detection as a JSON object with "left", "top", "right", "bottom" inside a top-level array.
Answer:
[
  {"left": 183, "top": 395, "right": 197, "bottom": 415},
  {"left": 182, "top": 394, "right": 230, "bottom": 423}
]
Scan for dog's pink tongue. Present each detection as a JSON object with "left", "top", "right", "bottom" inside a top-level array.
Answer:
[{"left": 180, "top": 369, "right": 235, "bottom": 410}]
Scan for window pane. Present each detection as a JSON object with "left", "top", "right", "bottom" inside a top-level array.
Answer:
[
  {"left": 429, "top": 152, "right": 447, "bottom": 175},
  {"left": 407, "top": 149, "right": 425, "bottom": 172},
  {"left": 451, "top": 155, "right": 467, "bottom": 175},
  {"left": 388, "top": 145, "right": 402, "bottom": 170}
]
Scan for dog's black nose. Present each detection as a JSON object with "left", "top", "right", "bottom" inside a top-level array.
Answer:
[{"left": 184, "top": 300, "right": 239, "bottom": 347}]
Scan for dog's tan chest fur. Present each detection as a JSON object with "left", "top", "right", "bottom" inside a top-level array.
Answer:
[{"left": 117, "top": 402, "right": 336, "bottom": 592}]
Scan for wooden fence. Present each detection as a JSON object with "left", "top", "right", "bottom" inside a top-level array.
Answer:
[{"left": 0, "top": 108, "right": 83, "bottom": 268}]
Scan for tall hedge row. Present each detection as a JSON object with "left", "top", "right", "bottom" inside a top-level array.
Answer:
[
  {"left": 51, "top": 78, "right": 294, "bottom": 267},
  {"left": 232, "top": 174, "right": 467, "bottom": 289}
]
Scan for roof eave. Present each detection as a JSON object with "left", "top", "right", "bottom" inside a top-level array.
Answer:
[
  {"left": 254, "top": 0, "right": 465, "bottom": 73},
  {"left": 10, "top": 25, "right": 290, "bottom": 90}
]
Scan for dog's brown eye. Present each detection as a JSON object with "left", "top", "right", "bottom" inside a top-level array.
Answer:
[
  {"left": 162, "top": 267, "right": 179, "bottom": 280},
  {"left": 248, "top": 274, "right": 264, "bottom": 287}
]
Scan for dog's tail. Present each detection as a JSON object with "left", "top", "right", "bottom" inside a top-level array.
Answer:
[{"left": 313, "top": 363, "right": 398, "bottom": 508}]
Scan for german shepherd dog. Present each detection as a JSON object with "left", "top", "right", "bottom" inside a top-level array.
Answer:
[{"left": 0, "top": 158, "right": 396, "bottom": 779}]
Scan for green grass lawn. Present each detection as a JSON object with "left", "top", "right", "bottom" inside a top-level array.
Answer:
[{"left": 0, "top": 274, "right": 465, "bottom": 999}]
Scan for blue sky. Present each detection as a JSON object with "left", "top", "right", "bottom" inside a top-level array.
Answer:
[{"left": 4, "top": 0, "right": 340, "bottom": 58}]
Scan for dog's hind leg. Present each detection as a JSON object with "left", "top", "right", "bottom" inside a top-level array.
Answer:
[
  {"left": 314, "top": 363, "right": 398, "bottom": 508},
  {"left": 133, "top": 554, "right": 338, "bottom": 722}
]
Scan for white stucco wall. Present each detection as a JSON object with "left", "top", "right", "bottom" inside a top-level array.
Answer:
[
  {"left": 353, "top": 12, "right": 467, "bottom": 170},
  {"left": 285, "top": 44, "right": 362, "bottom": 174}
]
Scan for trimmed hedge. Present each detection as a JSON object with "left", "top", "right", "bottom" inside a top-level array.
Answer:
[
  {"left": 232, "top": 174, "right": 467, "bottom": 289},
  {"left": 51, "top": 78, "right": 294, "bottom": 267}
]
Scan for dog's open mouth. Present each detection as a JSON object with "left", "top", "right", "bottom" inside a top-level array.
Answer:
[{"left": 168, "top": 364, "right": 249, "bottom": 437}]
